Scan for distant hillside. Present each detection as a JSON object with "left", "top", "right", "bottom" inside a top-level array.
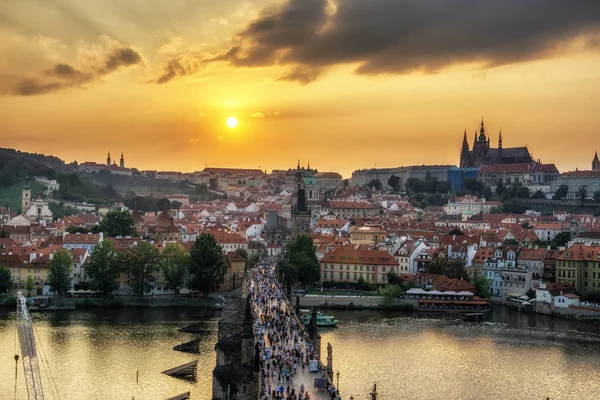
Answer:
[
  {"left": 0, "top": 179, "right": 46, "bottom": 212},
  {"left": 0, "top": 147, "right": 68, "bottom": 187},
  {"left": 0, "top": 147, "right": 218, "bottom": 208}
]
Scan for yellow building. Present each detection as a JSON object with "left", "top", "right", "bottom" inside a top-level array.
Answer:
[
  {"left": 320, "top": 247, "right": 398, "bottom": 284},
  {"left": 556, "top": 244, "right": 600, "bottom": 293},
  {"left": 349, "top": 224, "right": 386, "bottom": 246},
  {"left": 220, "top": 252, "right": 246, "bottom": 291}
]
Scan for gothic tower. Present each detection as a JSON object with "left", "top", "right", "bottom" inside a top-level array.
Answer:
[
  {"left": 459, "top": 130, "right": 471, "bottom": 168},
  {"left": 120, "top": 152, "right": 125, "bottom": 168},
  {"left": 498, "top": 130, "right": 503, "bottom": 150},
  {"left": 471, "top": 117, "right": 490, "bottom": 165},
  {"left": 21, "top": 179, "right": 31, "bottom": 214},
  {"left": 107, "top": 151, "right": 111, "bottom": 166},
  {"left": 593, "top": 151, "right": 600, "bottom": 171}
]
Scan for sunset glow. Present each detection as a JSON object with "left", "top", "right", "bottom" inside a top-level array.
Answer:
[
  {"left": 0, "top": 1, "right": 599, "bottom": 176},
  {"left": 227, "top": 117, "right": 239, "bottom": 129}
]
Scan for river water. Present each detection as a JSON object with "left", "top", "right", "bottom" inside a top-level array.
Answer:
[{"left": 2, "top": 306, "right": 600, "bottom": 400}]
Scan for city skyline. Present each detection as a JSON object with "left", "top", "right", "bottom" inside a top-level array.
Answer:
[{"left": 2, "top": 1, "right": 600, "bottom": 177}]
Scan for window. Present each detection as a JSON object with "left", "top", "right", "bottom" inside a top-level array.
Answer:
[{"left": 360, "top": 266, "right": 363, "bottom": 271}]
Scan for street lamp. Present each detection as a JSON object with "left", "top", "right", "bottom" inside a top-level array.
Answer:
[{"left": 336, "top": 371, "right": 339, "bottom": 391}]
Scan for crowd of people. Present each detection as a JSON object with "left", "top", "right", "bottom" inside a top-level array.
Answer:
[{"left": 248, "top": 259, "right": 342, "bottom": 400}]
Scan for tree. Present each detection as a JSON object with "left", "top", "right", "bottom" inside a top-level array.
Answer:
[
  {"left": 473, "top": 274, "right": 491, "bottom": 299},
  {"left": 0, "top": 229, "right": 9, "bottom": 238},
  {"left": 123, "top": 241, "right": 160, "bottom": 295},
  {"left": 209, "top": 177, "right": 218, "bottom": 190},
  {"left": 386, "top": 271, "right": 403, "bottom": 285},
  {"left": 425, "top": 258, "right": 469, "bottom": 281},
  {"left": 188, "top": 233, "right": 227, "bottom": 297},
  {"left": 0, "top": 265, "right": 13, "bottom": 294},
  {"left": 577, "top": 185, "right": 588, "bottom": 204},
  {"left": 380, "top": 284, "right": 402, "bottom": 299},
  {"left": 367, "top": 179, "right": 382, "bottom": 191},
  {"left": 342, "top": 179, "right": 349, "bottom": 187},
  {"left": 521, "top": 221, "right": 532, "bottom": 230},
  {"left": 489, "top": 206, "right": 502, "bottom": 214},
  {"left": 553, "top": 184, "right": 569, "bottom": 200},
  {"left": 234, "top": 248, "right": 248, "bottom": 260},
  {"left": 277, "top": 260, "right": 298, "bottom": 297},
  {"left": 530, "top": 190, "right": 545, "bottom": 200},
  {"left": 495, "top": 181, "right": 505, "bottom": 198},
  {"left": 85, "top": 241, "right": 122, "bottom": 296},
  {"left": 66, "top": 226, "right": 89, "bottom": 234},
  {"left": 48, "top": 249, "right": 73, "bottom": 295},
  {"left": 502, "top": 199, "right": 527, "bottom": 214},
  {"left": 160, "top": 243, "right": 190, "bottom": 291},
  {"left": 171, "top": 200, "right": 182, "bottom": 210},
  {"left": 388, "top": 175, "right": 401, "bottom": 192},
  {"left": 594, "top": 191, "right": 600, "bottom": 203},
  {"left": 93, "top": 210, "right": 137, "bottom": 237},
  {"left": 405, "top": 178, "right": 422, "bottom": 194},
  {"left": 464, "top": 178, "right": 484, "bottom": 195},
  {"left": 156, "top": 198, "right": 171, "bottom": 211},
  {"left": 287, "top": 235, "right": 320, "bottom": 285},
  {"left": 25, "top": 276, "right": 34, "bottom": 297}
]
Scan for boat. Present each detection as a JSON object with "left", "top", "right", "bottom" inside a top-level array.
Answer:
[
  {"left": 300, "top": 309, "right": 338, "bottom": 327},
  {"left": 462, "top": 313, "right": 487, "bottom": 322}
]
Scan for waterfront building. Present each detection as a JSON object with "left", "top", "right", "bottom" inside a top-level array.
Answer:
[
  {"left": 459, "top": 118, "right": 533, "bottom": 168},
  {"left": 394, "top": 239, "right": 429, "bottom": 275},
  {"left": 535, "top": 282, "right": 577, "bottom": 303},
  {"left": 556, "top": 244, "right": 600, "bottom": 293},
  {"left": 320, "top": 247, "right": 399, "bottom": 284}
]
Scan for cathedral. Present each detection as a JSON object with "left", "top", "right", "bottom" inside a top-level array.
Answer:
[{"left": 459, "top": 118, "right": 533, "bottom": 168}]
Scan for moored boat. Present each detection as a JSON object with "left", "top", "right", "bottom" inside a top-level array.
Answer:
[{"left": 300, "top": 309, "right": 338, "bottom": 327}]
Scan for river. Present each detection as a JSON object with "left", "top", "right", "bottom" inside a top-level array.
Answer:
[{"left": 2, "top": 306, "right": 600, "bottom": 400}]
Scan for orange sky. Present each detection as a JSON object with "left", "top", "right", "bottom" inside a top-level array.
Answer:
[{"left": 1, "top": 0, "right": 600, "bottom": 178}]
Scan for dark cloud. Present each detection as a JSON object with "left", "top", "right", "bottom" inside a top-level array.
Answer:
[
  {"left": 153, "top": 53, "right": 203, "bottom": 84},
  {"left": 208, "top": 0, "right": 600, "bottom": 82},
  {"left": 10, "top": 47, "right": 143, "bottom": 96},
  {"left": 277, "top": 66, "right": 322, "bottom": 85},
  {"left": 101, "top": 48, "right": 142, "bottom": 73},
  {"left": 12, "top": 79, "right": 65, "bottom": 96}
]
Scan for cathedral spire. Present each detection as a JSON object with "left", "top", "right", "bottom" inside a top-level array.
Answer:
[
  {"left": 107, "top": 151, "right": 111, "bottom": 166},
  {"left": 120, "top": 151, "right": 125, "bottom": 168},
  {"left": 498, "top": 130, "right": 502, "bottom": 150},
  {"left": 297, "top": 159, "right": 300, "bottom": 170},
  {"left": 593, "top": 151, "right": 600, "bottom": 171},
  {"left": 463, "top": 129, "right": 468, "bottom": 144},
  {"left": 479, "top": 116, "right": 486, "bottom": 140}
]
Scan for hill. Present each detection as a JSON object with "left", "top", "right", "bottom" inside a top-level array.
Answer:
[
  {"left": 0, "top": 147, "right": 218, "bottom": 210},
  {"left": 0, "top": 180, "right": 46, "bottom": 212}
]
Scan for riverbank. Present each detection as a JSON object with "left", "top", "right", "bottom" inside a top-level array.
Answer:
[
  {"left": 0, "top": 290, "right": 239, "bottom": 310},
  {"left": 299, "top": 294, "right": 416, "bottom": 311}
]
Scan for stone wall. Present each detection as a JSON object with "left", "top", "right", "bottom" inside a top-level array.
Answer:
[
  {"left": 298, "top": 294, "right": 418, "bottom": 309},
  {"left": 535, "top": 301, "right": 600, "bottom": 320}
]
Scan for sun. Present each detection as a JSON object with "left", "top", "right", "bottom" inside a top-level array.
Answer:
[{"left": 226, "top": 116, "right": 238, "bottom": 128}]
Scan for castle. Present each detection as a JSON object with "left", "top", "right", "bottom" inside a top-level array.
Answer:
[{"left": 460, "top": 118, "right": 533, "bottom": 168}]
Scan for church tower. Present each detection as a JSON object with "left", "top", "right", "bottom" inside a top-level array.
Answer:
[
  {"left": 498, "top": 130, "right": 503, "bottom": 150},
  {"left": 120, "top": 152, "right": 125, "bottom": 168},
  {"left": 459, "top": 130, "right": 471, "bottom": 168},
  {"left": 107, "top": 151, "right": 111, "bottom": 166},
  {"left": 22, "top": 179, "right": 31, "bottom": 214},
  {"left": 593, "top": 151, "right": 600, "bottom": 171}
]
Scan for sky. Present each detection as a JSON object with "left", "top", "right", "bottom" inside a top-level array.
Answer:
[{"left": 1, "top": 0, "right": 600, "bottom": 178}]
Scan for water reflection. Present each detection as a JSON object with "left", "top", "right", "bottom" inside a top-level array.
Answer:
[
  {"left": 322, "top": 310, "right": 600, "bottom": 400},
  {"left": 2, "top": 307, "right": 600, "bottom": 399}
]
